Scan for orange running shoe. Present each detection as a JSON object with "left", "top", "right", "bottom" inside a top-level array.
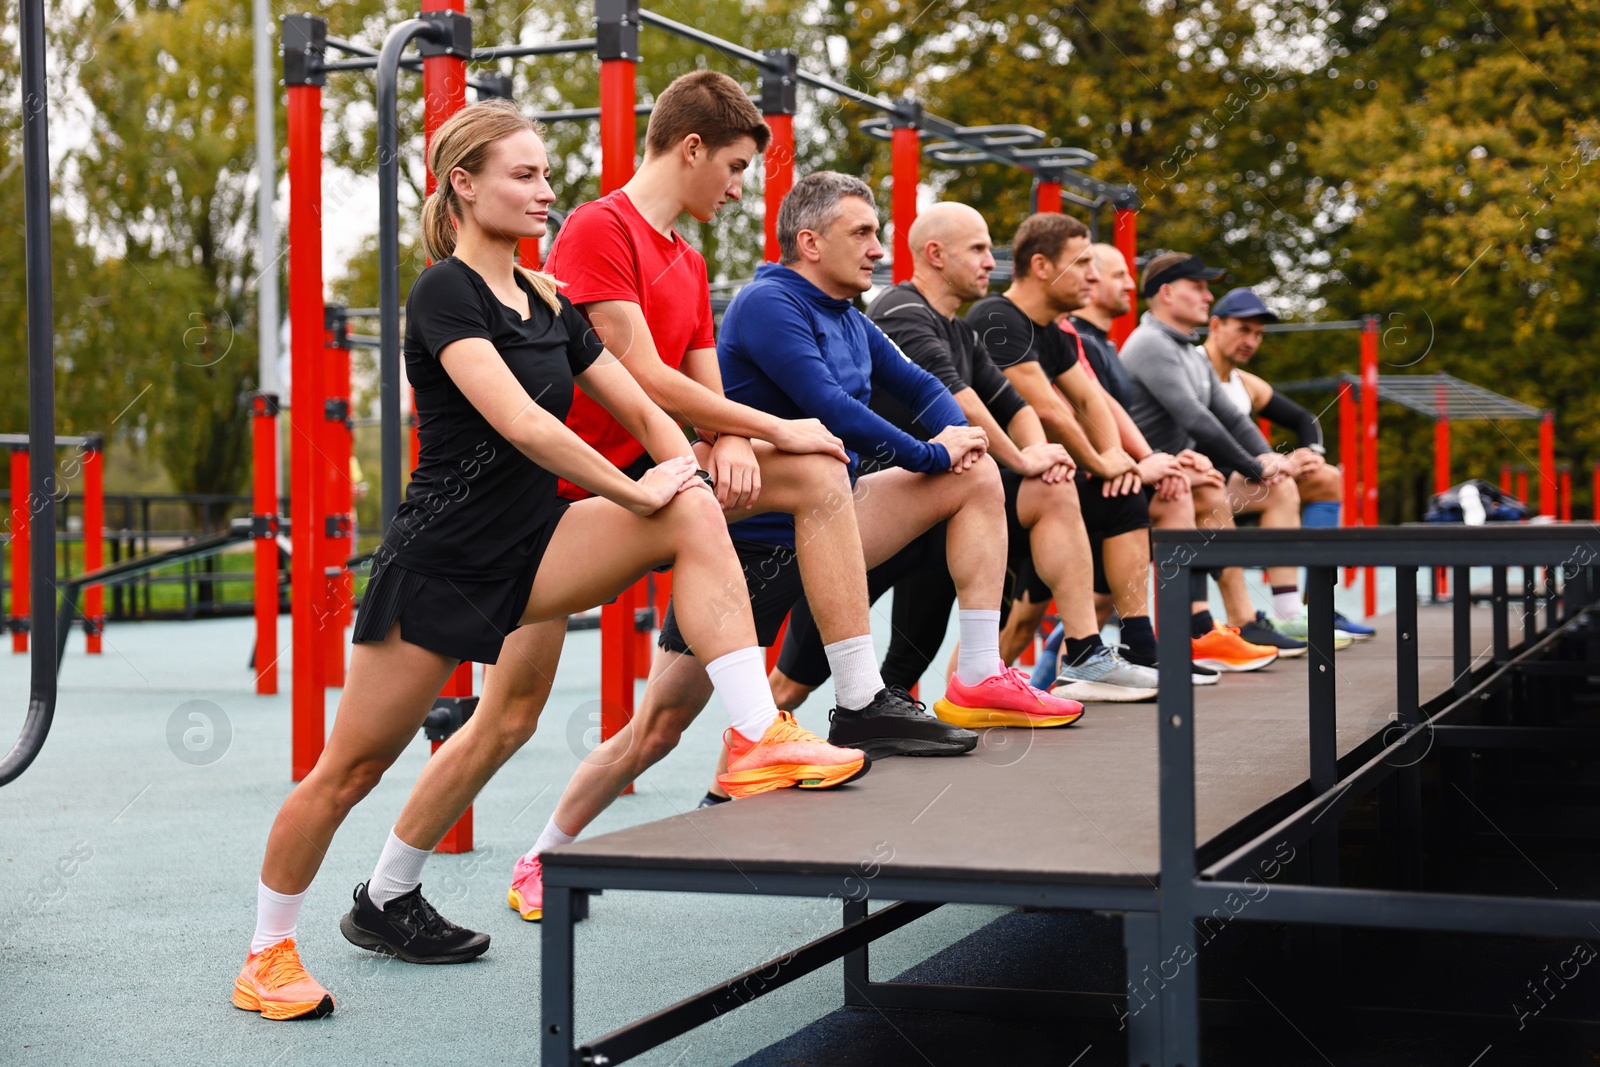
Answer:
[
  {"left": 1191, "top": 623, "right": 1279, "bottom": 673},
  {"left": 933, "top": 667, "right": 1085, "bottom": 729},
  {"left": 232, "top": 938, "right": 334, "bottom": 1021},
  {"left": 716, "top": 712, "right": 869, "bottom": 799}
]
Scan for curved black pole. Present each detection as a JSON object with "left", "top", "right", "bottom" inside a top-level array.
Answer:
[
  {"left": 377, "top": 18, "right": 444, "bottom": 532},
  {"left": 1, "top": 0, "right": 59, "bottom": 786}
]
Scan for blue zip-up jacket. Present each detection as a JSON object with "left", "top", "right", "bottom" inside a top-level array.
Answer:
[{"left": 720, "top": 263, "right": 966, "bottom": 545}]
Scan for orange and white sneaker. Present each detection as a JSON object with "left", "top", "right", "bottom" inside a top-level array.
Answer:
[
  {"left": 934, "top": 667, "right": 1085, "bottom": 729},
  {"left": 232, "top": 938, "right": 334, "bottom": 1021},
  {"left": 716, "top": 712, "right": 869, "bottom": 799},
  {"left": 1191, "top": 623, "right": 1279, "bottom": 673},
  {"left": 508, "top": 853, "right": 544, "bottom": 922}
]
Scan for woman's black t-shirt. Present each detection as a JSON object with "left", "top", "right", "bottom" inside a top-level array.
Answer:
[{"left": 379, "top": 256, "right": 604, "bottom": 580}]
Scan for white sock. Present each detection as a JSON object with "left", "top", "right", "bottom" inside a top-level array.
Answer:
[
  {"left": 526, "top": 815, "right": 576, "bottom": 861},
  {"left": 251, "top": 881, "right": 307, "bottom": 955},
  {"left": 367, "top": 828, "right": 432, "bottom": 909},
  {"left": 1272, "top": 589, "right": 1302, "bottom": 621},
  {"left": 705, "top": 646, "right": 781, "bottom": 742},
  {"left": 824, "top": 635, "right": 883, "bottom": 711},
  {"left": 955, "top": 609, "right": 1004, "bottom": 686}
]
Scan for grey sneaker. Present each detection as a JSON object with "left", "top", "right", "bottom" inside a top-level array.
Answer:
[
  {"left": 1272, "top": 612, "right": 1354, "bottom": 651},
  {"left": 1050, "top": 645, "right": 1160, "bottom": 703},
  {"left": 1238, "top": 612, "right": 1310, "bottom": 658}
]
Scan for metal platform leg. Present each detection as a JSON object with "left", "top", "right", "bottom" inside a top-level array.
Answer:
[
  {"left": 842, "top": 898, "right": 869, "bottom": 1006},
  {"left": 1122, "top": 911, "right": 1162, "bottom": 1067},
  {"left": 541, "top": 886, "right": 577, "bottom": 1067}
]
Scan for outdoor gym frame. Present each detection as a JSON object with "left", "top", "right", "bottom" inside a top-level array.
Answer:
[{"left": 274, "top": 1, "right": 1139, "bottom": 812}]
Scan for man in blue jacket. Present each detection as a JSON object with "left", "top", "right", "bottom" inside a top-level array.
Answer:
[{"left": 702, "top": 171, "right": 1087, "bottom": 741}]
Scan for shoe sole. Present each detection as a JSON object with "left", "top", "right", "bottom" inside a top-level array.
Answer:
[
  {"left": 338, "top": 912, "right": 490, "bottom": 964},
  {"left": 233, "top": 981, "right": 334, "bottom": 1021},
  {"left": 930, "top": 700, "right": 1084, "bottom": 729},
  {"left": 717, "top": 756, "right": 870, "bottom": 799},
  {"left": 1049, "top": 680, "right": 1159, "bottom": 703},
  {"left": 1191, "top": 673, "right": 1220, "bottom": 686},
  {"left": 508, "top": 887, "right": 541, "bottom": 923},
  {"left": 1271, "top": 645, "right": 1308, "bottom": 658},
  {"left": 1193, "top": 653, "right": 1277, "bottom": 673},
  {"left": 829, "top": 735, "right": 978, "bottom": 760}
]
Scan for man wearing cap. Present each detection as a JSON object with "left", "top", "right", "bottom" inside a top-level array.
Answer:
[
  {"left": 1205, "top": 287, "right": 1375, "bottom": 640},
  {"left": 1120, "top": 252, "right": 1313, "bottom": 665}
]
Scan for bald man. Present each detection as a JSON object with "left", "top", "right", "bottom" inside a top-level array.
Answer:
[{"left": 768, "top": 202, "right": 1161, "bottom": 708}]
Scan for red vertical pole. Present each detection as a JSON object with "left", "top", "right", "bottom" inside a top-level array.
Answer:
[
  {"left": 9, "top": 447, "right": 28, "bottom": 653},
  {"left": 422, "top": 0, "right": 479, "bottom": 843},
  {"left": 1036, "top": 179, "right": 1062, "bottom": 214},
  {"left": 759, "top": 49, "right": 797, "bottom": 261},
  {"left": 1500, "top": 463, "right": 1512, "bottom": 496},
  {"left": 250, "top": 394, "right": 280, "bottom": 694},
  {"left": 1339, "top": 381, "right": 1357, "bottom": 586},
  {"left": 1538, "top": 410, "right": 1555, "bottom": 518},
  {"left": 1359, "top": 316, "right": 1379, "bottom": 617},
  {"left": 1515, "top": 468, "right": 1529, "bottom": 505},
  {"left": 598, "top": 62, "right": 636, "bottom": 198},
  {"left": 1434, "top": 412, "right": 1450, "bottom": 597},
  {"left": 890, "top": 101, "right": 921, "bottom": 284},
  {"left": 763, "top": 113, "right": 795, "bottom": 263},
  {"left": 83, "top": 435, "right": 104, "bottom": 654},
  {"left": 1559, "top": 467, "right": 1571, "bottom": 522},
  {"left": 286, "top": 61, "right": 327, "bottom": 781},
  {"left": 322, "top": 313, "right": 352, "bottom": 688},
  {"left": 1593, "top": 462, "right": 1600, "bottom": 522},
  {"left": 596, "top": 1, "right": 643, "bottom": 767},
  {"left": 1256, "top": 417, "right": 1272, "bottom": 442},
  {"left": 519, "top": 237, "right": 542, "bottom": 270},
  {"left": 1111, "top": 207, "right": 1138, "bottom": 347}
]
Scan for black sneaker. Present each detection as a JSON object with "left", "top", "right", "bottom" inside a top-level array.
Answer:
[
  {"left": 697, "top": 791, "right": 731, "bottom": 809},
  {"left": 1236, "top": 612, "right": 1308, "bottom": 658},
  {"left": 340, "top": 882, "right": 490, "bottom": 964},
  {"left": 828, "top": 686, "right": 978, "bottom": 759},
  {"left": 1191, "top": 662, "right": 1220, "bottom": 686}
]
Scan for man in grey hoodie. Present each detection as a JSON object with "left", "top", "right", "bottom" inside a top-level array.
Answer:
[{"left": 1121, "top": 252, "right": 1308, "bottom": 660}]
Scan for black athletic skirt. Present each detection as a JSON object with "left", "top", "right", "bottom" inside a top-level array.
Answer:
[{"left": 352, "top": 506, "right": 568, "bottom": 664}]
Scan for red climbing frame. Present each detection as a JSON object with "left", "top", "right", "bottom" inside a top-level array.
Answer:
[
  {"left": 251, "top": 393, "right": 279, "bottom": 695},
  {"left": 1111, "top": 207, "right": 1138, "bottom": 347}
]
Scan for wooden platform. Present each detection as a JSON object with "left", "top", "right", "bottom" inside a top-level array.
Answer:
[{"left": 549, "top": 605, "right": 1492, "bottom": 889}]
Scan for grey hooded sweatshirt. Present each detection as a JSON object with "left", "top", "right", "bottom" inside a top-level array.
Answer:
[{"left": 1120, "top": 311, "right": 1269, "bottom": 480}]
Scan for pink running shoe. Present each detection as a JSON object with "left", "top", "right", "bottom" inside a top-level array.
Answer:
[
  {"left": 933, "top": 667, "right": 1085, "bottom": 729},
  {"left": 508, "top": 854, "right": 543, "bottom": 922}
]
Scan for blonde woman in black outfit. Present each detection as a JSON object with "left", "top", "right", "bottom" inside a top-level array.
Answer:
[{"left": 231, "top": 101, "right": 865, "bottom": 1021}]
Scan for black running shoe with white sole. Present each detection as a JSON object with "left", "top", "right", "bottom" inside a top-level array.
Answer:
[
  {"left": 828, "top": 686, "right": 978, "bottom": 759},
  {"left": 340, "top": 882, "right": 490, "bottom": 964},
  {"left": 1236, "top": 613, "right": 1308, "bottom": 658},
  {"left": 1191, "top": 662, "right": 1220, "bottom": 686}
]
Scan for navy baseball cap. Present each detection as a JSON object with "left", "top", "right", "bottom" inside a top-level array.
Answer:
[
  {"left": 1140, "top": 254, "right": 1226, "bottom": 298},
  {"left": 1211, "top": 287, "right": 1280, "bottom": 323}
]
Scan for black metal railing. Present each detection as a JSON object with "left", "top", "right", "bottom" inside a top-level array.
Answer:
[{"left": 1150, "top": 524, "right": 1600, "bottom": 1063}]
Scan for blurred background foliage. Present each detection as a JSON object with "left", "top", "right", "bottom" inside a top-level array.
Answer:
[{"left": 2, "top": 0, "right": 1595, "bottom": 524}]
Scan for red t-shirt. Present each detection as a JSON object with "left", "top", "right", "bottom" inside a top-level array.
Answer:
[{"left": 545, "top": 190, "right": 716, "bottom": 498}]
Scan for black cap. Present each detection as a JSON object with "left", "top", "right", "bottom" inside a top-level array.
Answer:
[{"left": 1141, "top": 254, "right": 1225, "bottom": 298}]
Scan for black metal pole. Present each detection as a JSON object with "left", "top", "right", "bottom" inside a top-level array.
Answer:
[
  {"left": 0, "top": 0, "right": 59, "bottom": 787},
  {"left": 376, "top": 18, "right": 444, "bottom": 532}
]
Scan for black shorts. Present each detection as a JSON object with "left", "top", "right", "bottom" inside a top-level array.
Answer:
[
  {"left": 352, "top": 504, "right": 568, "bottom": 664},
  {"left": 1076, "top": 469, "right": 1151, "bottom": 541},
  {"left": 657, "top": 538, "right": 802, "bottom": 656}
]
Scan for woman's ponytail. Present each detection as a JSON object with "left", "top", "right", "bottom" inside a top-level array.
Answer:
[{"left": 420, "top": 188, "right": 457, "bottom": 264}]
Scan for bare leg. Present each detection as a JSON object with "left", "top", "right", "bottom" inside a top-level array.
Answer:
[
  {"left": 550, "top": 648, "right": 714, "bottom": 836},
  {"left": 998, "top": 597, "right": 1049, "bottom": 665},
  {"left": 261, "top": 627, "right": 457, "bottom": 893},
  {"left": 1100, "top": 528, "right": 1152, "bottom": 621},
  {"left": 852, "top": 459, "right": 1007, "bottom": 610},
  {"left": 1228, "top": 472, "right": 1302, "bottom": 593},
  {"left": 391, "top": 620, "right": 566, "bottom": 850},
  {"left": 1013, "top": 475, "right": 1098, "bottom": 639}
]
